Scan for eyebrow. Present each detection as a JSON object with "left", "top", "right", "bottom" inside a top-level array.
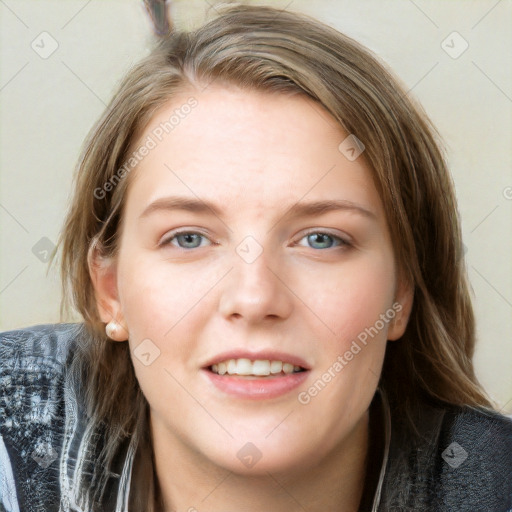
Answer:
[{"left": 139, "top": 196, "right": 377, "bottom": 221}]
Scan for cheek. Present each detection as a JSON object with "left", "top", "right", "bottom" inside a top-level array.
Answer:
[
  {"left": 115, "top": 255, "right": 217, "bottom": 418},
  {"left": 115, "top": 252, "right": 227, "bottom": 396},
  {"left": 294, "top": 268, "right": 393, "bottom": 446},
  {"left": 117, "top": 253, "right": 219, "bottom": 337},
  {"left": 299, "top": 252, "right": 396, "bottom": 345}
]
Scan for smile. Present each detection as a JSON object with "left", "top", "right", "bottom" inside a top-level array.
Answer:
[
  {"left": 209, "top": 358, "right": 305, "bottom": 377},
  {"left": 203, "top": 352, "right": 310, "bottom": 400}
]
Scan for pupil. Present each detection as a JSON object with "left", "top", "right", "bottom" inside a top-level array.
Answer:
[
  {"left": 309, "top": 233, "right": 332, "bottom": 248},
  {"left": 180, "top": 234, "right": 199, "bottom": 247}
]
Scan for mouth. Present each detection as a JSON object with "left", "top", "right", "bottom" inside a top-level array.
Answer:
[
  {"left": 208, "top": 358, "right": 306, "bottom": 379},
  {"left": 202, "top": 352, "right": 310, "bottom": 400}
]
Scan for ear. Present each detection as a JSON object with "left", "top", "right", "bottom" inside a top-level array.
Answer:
[
  {"left": 88, "top": 246, "right": 129, "bottom": 341},
  {"left": 387, "top": 276, "right": 414, "bottom": 341}
]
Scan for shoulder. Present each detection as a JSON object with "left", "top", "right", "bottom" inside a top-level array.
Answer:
[
  {"left": 0, "top": 322, "right": 87, "bottom": 430},
  {"left": 434, "top": 404, "right": 512, "bottom": 510},
  {"left": 441, "top": 403, "right": 512, "bottom": 457},
  {"left": 0, "top": 322, "right": 84, "bottom": 367},
  {"left": 0, "top": 323, "right": 87, "bottom": 511},
  {"left": 383, "top": 399, "right": 512, "bottom": 511},
  {"left": 0, "top": 322, "right": 86, "bottom": 432}
]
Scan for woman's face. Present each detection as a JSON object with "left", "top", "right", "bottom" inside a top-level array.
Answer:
[{"left": 95, "top": 84, "right": 412, "bottom": 475}]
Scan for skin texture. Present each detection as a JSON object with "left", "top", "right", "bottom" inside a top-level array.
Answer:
[{"left": 91, "top": 84, "right": 413, "bottom": 511}]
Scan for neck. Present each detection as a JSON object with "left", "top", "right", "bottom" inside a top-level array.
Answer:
[{"left": 151, "top": 411, "right": 370, "bottom": 512}]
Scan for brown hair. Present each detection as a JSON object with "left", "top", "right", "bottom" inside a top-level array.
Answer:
[{"left": 57, "top": 3, "right": 493, "bottom": 509}]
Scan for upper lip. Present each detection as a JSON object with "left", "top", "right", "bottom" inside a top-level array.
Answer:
[{"left": 202, "top": 350, "right": 311, "bottom": 370}]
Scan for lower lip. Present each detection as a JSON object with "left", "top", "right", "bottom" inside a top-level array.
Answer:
[{"left": 204, "top": 370, "right": 309, "bottom": 400}]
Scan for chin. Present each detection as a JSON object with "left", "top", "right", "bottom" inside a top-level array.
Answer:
[
  {"left": 197, "top": 430, "right": 321, "bottom": 477},
  {"left": 213, "top": 449, "right": 306, "bottom": 477}
]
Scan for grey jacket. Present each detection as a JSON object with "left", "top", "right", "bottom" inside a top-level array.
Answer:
[{"left": 0, "top": 323, "right": 511, "bottom": 512}]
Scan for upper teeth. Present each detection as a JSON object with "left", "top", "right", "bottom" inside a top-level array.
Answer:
[{"left": 211, "top": 359, "right": 303, "bottom": 376}]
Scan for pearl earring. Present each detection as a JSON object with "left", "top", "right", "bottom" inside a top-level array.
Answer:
[{"left": 105, "top": 321, "right": 120, "bottom": 339}]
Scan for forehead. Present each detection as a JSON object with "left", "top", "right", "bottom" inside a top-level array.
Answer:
[{"left": 123, "top": 85, "right": 384, "bottom": 221}]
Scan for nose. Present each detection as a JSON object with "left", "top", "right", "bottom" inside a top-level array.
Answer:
[{"left": 218, "top": 249, "right": 294, "bottom": 324}]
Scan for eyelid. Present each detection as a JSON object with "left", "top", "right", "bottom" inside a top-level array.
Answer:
[
  {"left": 294, "top": 228, "right": 352, "bottom": 247},
  {"left": 157, "top": 227, "right": 352, "bottom": 249},
  {"left": 158, "top": 228, "right": 213, "bottom": 247}
]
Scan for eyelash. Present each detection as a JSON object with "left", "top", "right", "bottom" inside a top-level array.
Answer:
[
  {"left": 159, "top": 230, "right": 212, "bottom": 249},
  {"left": 159, "top": 229, "right": 351, "bottom": 250},
  {"left": 296, "top": 230, "right": 351, "bottom": 250}
]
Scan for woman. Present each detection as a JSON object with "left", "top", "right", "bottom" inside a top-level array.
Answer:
[{"left": 1, "top": 4, "right": 511, "bottom": 511}]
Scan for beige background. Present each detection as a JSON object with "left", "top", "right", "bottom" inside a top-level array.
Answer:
[{"left": 1, "top": 0, "right": 511, "bottom": 413}]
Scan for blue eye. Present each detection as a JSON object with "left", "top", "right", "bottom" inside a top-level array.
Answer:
[
  {"left": 299, "top": 232, "right": 346, "bottom": 249},
  {"left": 161, "top": 231, "right": 347, "bottom": 251},
  {"left": 164, "top": 232, "right": 210, "bottom": 249}
]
